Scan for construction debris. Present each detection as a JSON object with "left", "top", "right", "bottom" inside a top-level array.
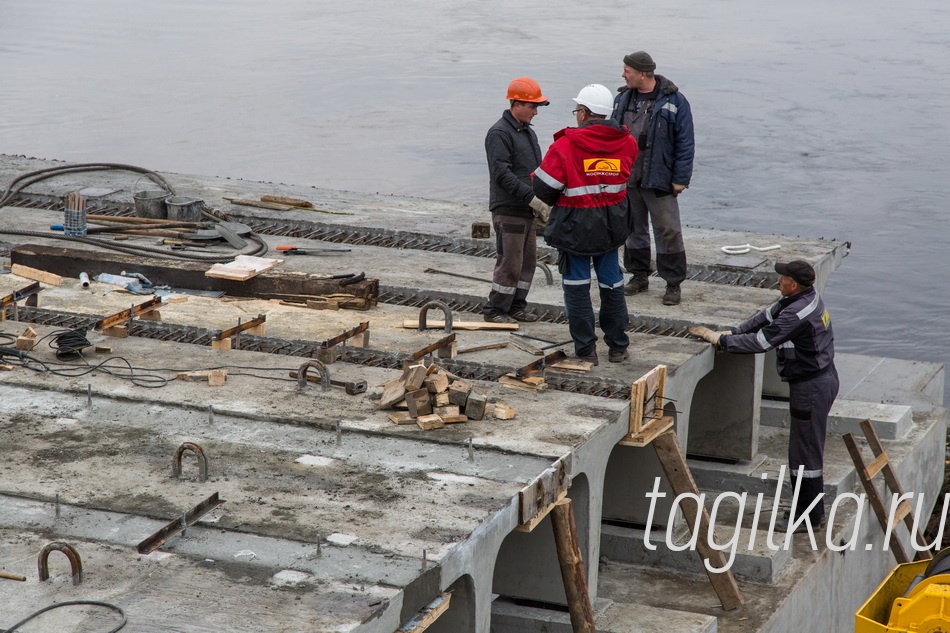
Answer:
[
  {"left": 378, "top": 362, "right": 487, "bottom": 425},
  {"left": 205, "top": 255, "right": 283, "bottom": 281}
]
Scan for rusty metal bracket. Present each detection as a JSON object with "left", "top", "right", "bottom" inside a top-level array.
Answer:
[
  {"left": 296, "top": 359, "right": 330, "bottom": 392},
  {"left": 516, "top": 349, "right": 567, "bottom": 379},
  {"left": 418, "top": 300, "right": 453, "bottom": 333},
  {"left": 410, "top": 333, "right": 456, "bottom": 361},
  {"left": 137, "top": 492, "right": 226, "bottom": 554},
  {"left": 0, "top": 281, "right": 41, "bottom": 308},
  {"left": 38, "top": 542, "right": 83, "bottom": 585},
  {"left": 320, "top": 321, "right": 369, "bottom": 350},
  {"left": 214, "top": 313, "right": 266, "bottom": 341},
  {"left": 172, "top": 441, "right": 209, "bottom": 481},
  {"left": 95, "top": 296, "right": 163, "bottom": 330}
]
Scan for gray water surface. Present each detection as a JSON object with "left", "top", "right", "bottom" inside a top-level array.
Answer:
[{"left": 2, "top": 0, "right": 949, "bottom": 398}]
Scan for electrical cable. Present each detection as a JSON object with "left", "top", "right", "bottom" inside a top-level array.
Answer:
[{"left": 2, "top": 599, "right": 126, "bottom": 633}]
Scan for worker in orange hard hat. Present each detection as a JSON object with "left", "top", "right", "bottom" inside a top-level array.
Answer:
[{"left": 482, "top": 77, "right": 549, "bottom": 324}]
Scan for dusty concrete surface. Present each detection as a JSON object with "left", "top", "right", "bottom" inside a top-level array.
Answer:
[{"left": 0, "top": 156, "right": 943, "bottom": 633}]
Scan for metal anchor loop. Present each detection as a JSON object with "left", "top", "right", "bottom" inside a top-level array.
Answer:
[
  {"left": 38, "top": 541, "right": 83, "bottom": 585},
  {"left": 418, "top": 300, "right": 453, "bottom": 333},
  {"left": 297, "top": 359, "right": 330, "bottom": 392},
  {"left": 172, "top": 441, "right": 209, "bottom": 482}
]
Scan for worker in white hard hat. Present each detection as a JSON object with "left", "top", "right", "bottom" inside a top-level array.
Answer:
[{"left": 533, "top": 84, "right": 639, "bottom": 365}]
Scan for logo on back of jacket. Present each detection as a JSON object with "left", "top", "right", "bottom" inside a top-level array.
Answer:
[{"left": 583, "top": 158, "right": 621, "bottom": 176}]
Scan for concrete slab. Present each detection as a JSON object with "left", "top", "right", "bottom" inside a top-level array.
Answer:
[{"left": 760, "top": 397, "right": 913, "bottom": 440}]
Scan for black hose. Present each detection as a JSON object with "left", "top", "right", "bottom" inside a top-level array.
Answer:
[
  {"left": 1, "top": 599, "right": 127, "bottom": 633},
  {"left": 0, "top": 162, "right": 175, "bottom": 207}
]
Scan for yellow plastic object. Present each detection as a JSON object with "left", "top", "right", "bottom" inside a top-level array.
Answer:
[{"left": 856, "top": 559, "right": 950, "bottom": 632}]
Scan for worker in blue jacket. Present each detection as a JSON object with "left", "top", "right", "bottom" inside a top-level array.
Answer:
[
  {"left": 611, "top": 51, "right": 694, "bottom": 306},
  {"left": 690, "top": 260, "right": 838, "bottom": 533}
]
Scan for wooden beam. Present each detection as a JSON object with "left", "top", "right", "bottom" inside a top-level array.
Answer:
[
  {"left": 11, "top": 244, "right": 378, "bottom": 301},
  {"left": 652, "top": 430, "right": 744, "bottom": 611},
  {"left": 96, "top": 297, "right": 164, "bottom": 330},
  {"left": 10, "top": 264, "right": 63, "bottom": 287},
  {"left": 397, "top": 593, "right": 452, "bottom": 633},
  {"left": 551, "top": 499, "right": 596, "bottom": 633},
  {"left": 402, "top": 320, "right": 518, "bottom": 331}
]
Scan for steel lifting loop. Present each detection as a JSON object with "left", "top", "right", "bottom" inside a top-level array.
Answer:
[
  {"left": 38, "top": 542, "right": 83, "bottom": 585},
  {"left": 536, "top": 261, "right": 554, "bottom": 286},
  {"left": 172, "top": 441, "right": 209, "bottom": 482},
  {"left": 418, "top": 300, "right": 453, "bottom": 333},
  {"left": 297, "top": 359, "right": 330, "bottom": 392}
]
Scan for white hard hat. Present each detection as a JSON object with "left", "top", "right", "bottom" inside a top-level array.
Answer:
[{"left": 572, "top": 84, "right": 614, "bottom": 116}]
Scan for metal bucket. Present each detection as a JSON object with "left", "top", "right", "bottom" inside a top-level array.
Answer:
[
  {"left": 165, "top": 196, "right": 203, "bottom": 222},
  {"left": 133, "top": 190, "right": 170, "bottom": 219}
]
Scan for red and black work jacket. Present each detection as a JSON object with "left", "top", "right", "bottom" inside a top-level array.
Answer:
[{"left": 533, "top": 120, "right": 638, "bottom": 255}]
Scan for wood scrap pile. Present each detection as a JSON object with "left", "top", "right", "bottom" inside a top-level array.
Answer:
[{"left": 378, "top": 361, "right": 515, "bottom": 429}]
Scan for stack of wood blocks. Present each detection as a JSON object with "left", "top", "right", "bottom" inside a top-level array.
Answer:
[{"left": 378, "top": 362, "right": 514, "bottom": 429}]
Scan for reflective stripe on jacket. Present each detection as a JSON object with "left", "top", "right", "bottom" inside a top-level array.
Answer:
[
  {"left": 533, "top": 119, "right": 638, "bottom": 255},
  {"left": 610, "top": 75, "right": 694, "bottom": 192},
  {"left": 721, "top": 286, "right": 836, "bottom": 383}
]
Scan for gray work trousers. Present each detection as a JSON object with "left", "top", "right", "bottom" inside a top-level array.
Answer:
[
  {"left": 787, "top": 365, "right": 839, "bottom": 523},
  {"left": 623, "top": 186, "right": 687, "bottom": 286},
  {"left": 483, "top": 214, "right": 536, "bottom": 316}
]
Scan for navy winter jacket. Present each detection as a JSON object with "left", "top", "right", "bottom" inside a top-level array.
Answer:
[
  {"left": 485, "top": 110, "right": 543, "bottom": 217},
  {"left": 611, "top": 75, "right": 694, "bottom": 192}
]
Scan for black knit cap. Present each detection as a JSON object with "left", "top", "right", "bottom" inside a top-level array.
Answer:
[
  {"left": 774, "top": 260, "right": 816, "bottom": 287},
  {"left": 623, "top": 51, "right": 656, "bottom": 72}
]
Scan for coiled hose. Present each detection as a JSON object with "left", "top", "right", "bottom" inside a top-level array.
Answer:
[{"left": 0, "top": 162, "right": 268, "bottom": 261}]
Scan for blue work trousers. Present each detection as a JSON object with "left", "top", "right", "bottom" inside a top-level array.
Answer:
[{"left": 560, "top": 249, "right": 630, "bottom": 356}]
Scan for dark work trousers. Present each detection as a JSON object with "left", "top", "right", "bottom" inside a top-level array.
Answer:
[
  {"left": 623, "top": 186, "right": 687, "bottom": 286},
  {"left": 787, "top": 366, "right": 840, "bottom": 523},
  {"left": 560, "top": 248, "right": 630, "bottom": 356},
  {"left": 483, "top": 214, "right": 537, "bottom": 317}
]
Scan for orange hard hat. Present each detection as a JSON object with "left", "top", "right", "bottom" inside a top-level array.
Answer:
[{"left": 506, "top": 77, "right": 549, "bottom": 105}]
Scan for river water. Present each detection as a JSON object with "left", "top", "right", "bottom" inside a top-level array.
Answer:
[{"left": 2, "top": 1, "right": 949, "bottom": 400}]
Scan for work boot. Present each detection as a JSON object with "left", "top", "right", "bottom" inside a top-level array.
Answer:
[
  {"left": 662, "top": 284, "right": 681, "bottom": 306},
  {"left": 608, "top": 349, "right": 629, "bottom": 363},
  {"left": 484, "top": 312, "right": 516, "bottom": 324},
  {"left": 775, "top": 511, "right": 826, "bottom": 534},
  {"left": 509, "top": 309, "right": 540, "bottom": 322},
  {"left": 568, "top": 350, "right": 599, "bottom": 366},
  {"left": 624, "top": 274, "right": 649, "bottom": 296}
]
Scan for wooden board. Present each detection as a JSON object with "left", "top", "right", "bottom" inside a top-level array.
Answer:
[
  {"left": 619, "top": 415, "right": 675, "bottom": 447},
  {"left": 224, "top": 196, "right": 295, "bottom": 211},
  {"left": 206, "top": 256, "right": 283, "bottom": 281},
  {"left": 402, "top": 320, "right": 519, "bottom": 331},
  {"left": 10, "top": 264, "right": 63, "bottom": 287},
  {"left": 397, "top": 593, "right": 452, "bottom": 633}
]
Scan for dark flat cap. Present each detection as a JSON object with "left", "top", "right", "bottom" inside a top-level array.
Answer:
[
  {"left": 774, "top": 260, "right": 816, "bottom": 286},
  {"left": 623, "top": 51, "right": 656, "bottom": 72}
]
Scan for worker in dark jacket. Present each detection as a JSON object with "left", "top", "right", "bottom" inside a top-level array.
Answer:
[
  {"left": 611, "top": 51, "right": 694, "bottom": 306},
  {"left": 534, "top": 84, "right": 638, "bottom": 365},
  {"left": 690, "top": 260, "right": 838, "bottom": 533},
  {"left": 482, "top": 76, "right": 550, "bottom": 324}
]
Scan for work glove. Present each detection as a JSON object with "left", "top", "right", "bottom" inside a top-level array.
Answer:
[
  {"left": 529, "top": 196, "right": 551, "bottom": 224},
  {"left": 689, "top": 325, "right": 722, "bottom": 346},
  {"left": 672, "top": 183, "right": 688, "bottom": 197}
]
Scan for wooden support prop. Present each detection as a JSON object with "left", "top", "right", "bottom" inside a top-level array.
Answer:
[
  {"left": 410, "top": 334, "right": 457, "bottom": 361},
  {"left": 15, "top": 326, "right": 37, "bottom": 351},
  {"left": 652, "top": 430, "right": 744, "bottom": 611},
  {"left": 843, "top": 419, "right": 933, "bottom": 564},
  {"left": 397, "top": 592, "right": 452, "bottom": 633},
  {"left": 551, "top": 498, "right": 596, "bottom": 633},
  {"left": 619, "top": 364, "right": 675, "bottom": 447},
  {"left": 177, "top": 369, "right": 228, "bottom": 386},
  {"left": 96, "top": 297, "right": 164, "bottom": 331},
  {"left": 457, "top": 340, "right": 509, "bottom": 354},
  {"left": 320, "top": 321, "right": 370, "bottom": 351},
  {"left": 214, "top": 314, "right": 267, "bottom": 341},
  {"left": 211, "top": 338, "right": 232, "bottom": 351},
  {"left": 10, "top": 264, "right": 63, "bottom": 287},
  {"left": 101, "top": 325, "right": 129, "bottom": 338}
]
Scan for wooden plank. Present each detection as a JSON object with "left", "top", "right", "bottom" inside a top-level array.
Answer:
[
  {"left": 206, "top": 256, "right": 283, "bottom": 281},
  {"left": 619, "top": 415, "right": 676, "bottom": 447},
  {"left": 515, "top": 489, "right": 567, "bottom": 533},
  {"left": 653, "top": 430, "right": 744, "bottom": 611},
  {"left": 10, "top": 264, "right": 63, "bottom": 287},
  {"left": 397, "top": 593, "right": 451, "bottom": 633},
  {"left": 864, "top": 452, "right": 889, "bottom": 479},
  {"left": 402, "top": 320, "right": 519, "bottom": 331},
  {"left": 224, "top": 196, "right": 295, "bottom": 211},
  {"left": 261, "top": 195, "right": 313, "bottom": 208},
  {"left": 550, "top": 499, "right": 596, "bottom": 633},
  {"left": 457, "top": 341, "right": 509, "bottom": 354},
  {"left": 96, "top": 296, "right": 164, "bottom": 330},
  {"left": 387, "top": 411, "right": 416, "bottom": 425}
]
